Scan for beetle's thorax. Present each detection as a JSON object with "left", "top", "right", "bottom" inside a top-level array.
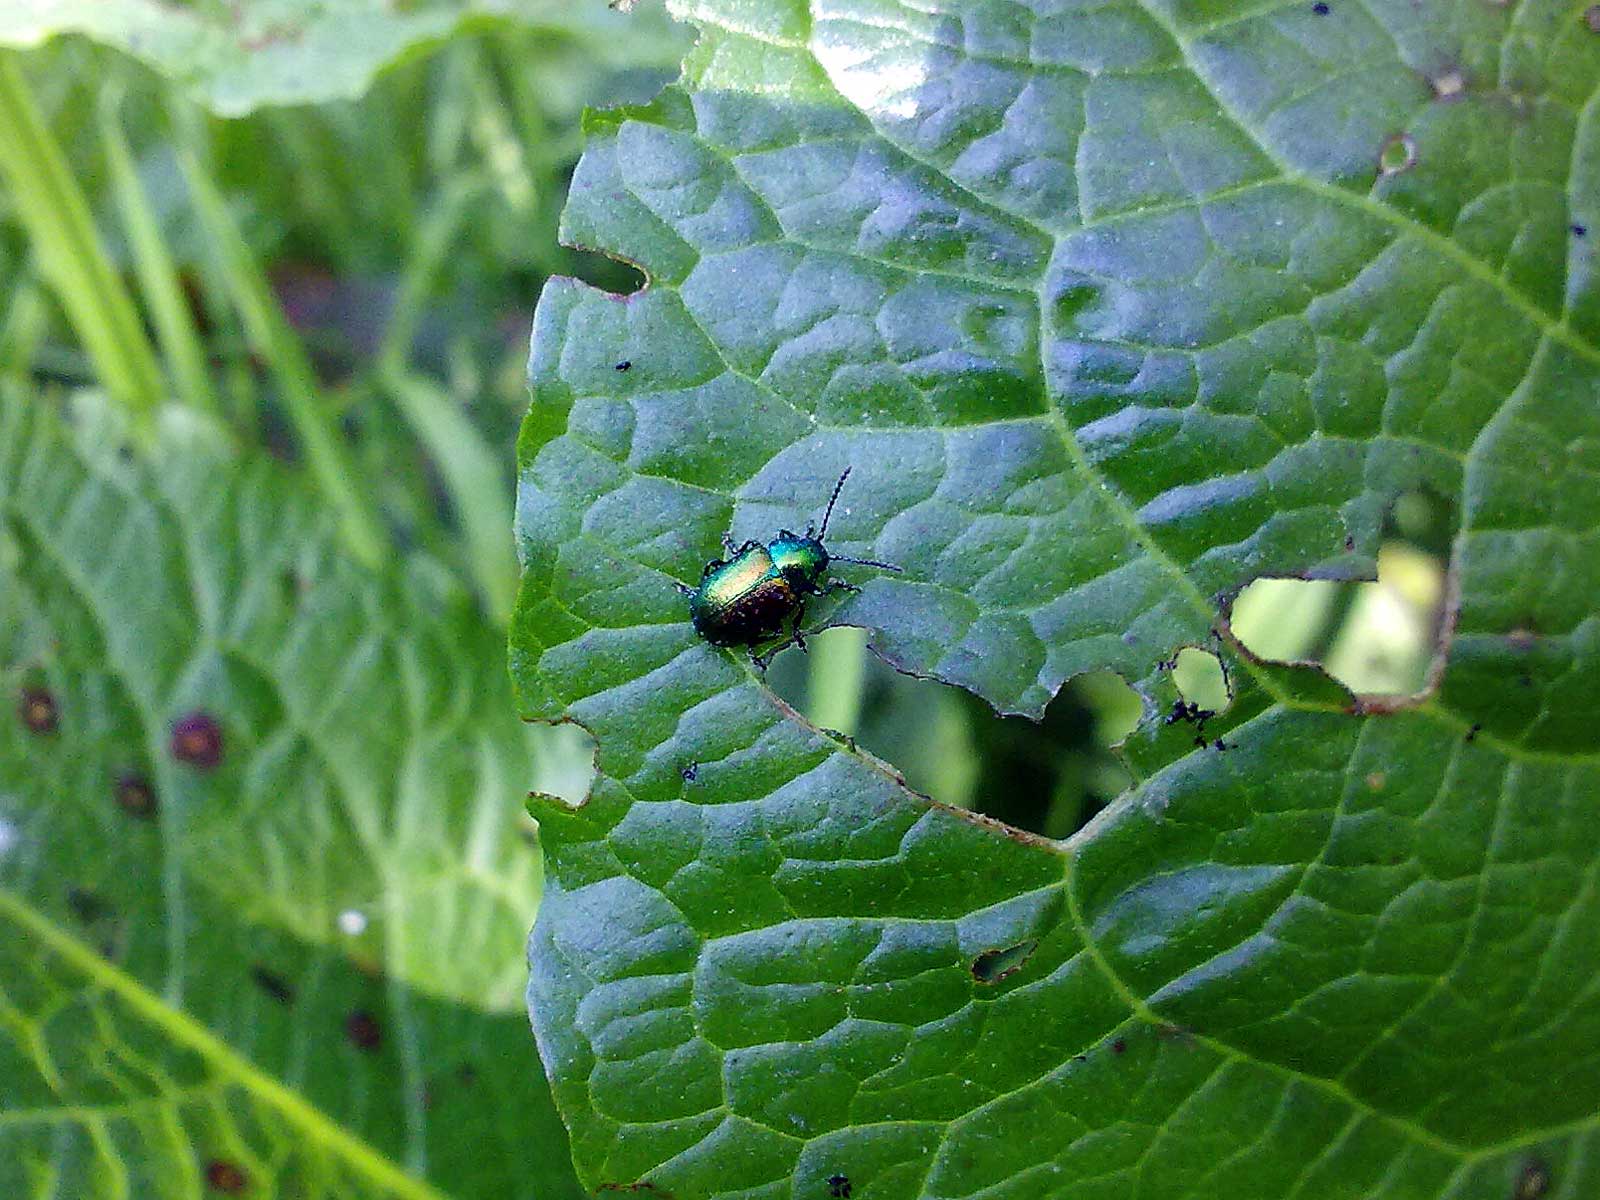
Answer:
[{"left": 766, "top": 531, "right": 829, "bottom": 591}]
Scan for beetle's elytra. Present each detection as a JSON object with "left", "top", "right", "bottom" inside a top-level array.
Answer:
[{"left": 677, "top": 467, "right": 899, "bottom": 665}]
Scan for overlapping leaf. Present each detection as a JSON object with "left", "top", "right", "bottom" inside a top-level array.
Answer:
[
  {"left": 514, "top": 0, "right": 1600, "bottom": 1195},
  {"left": 0, "top": 393, "right": 582, "bottom": 1198},
  {"left": 0, "top": 0, "right": 685, "bottom": 114}
]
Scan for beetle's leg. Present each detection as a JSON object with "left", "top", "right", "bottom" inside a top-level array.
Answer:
[
  {"left": 721, "top": 533, "right": 739, "bottom": 556},
  {"left": 673, "top": 581, "right": 696, "bottom": 597},
  {"left": 821, "top": 578, "right": 862, "bottom": 595}
]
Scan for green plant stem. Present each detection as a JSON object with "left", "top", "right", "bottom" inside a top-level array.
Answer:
[
  {"left": 806, "top": 626, "right": 867, "bottom": 737},
  {"left": 0, "top": 52, "right": 164, "bottom": 423},
  {"left": 380, "top": 367, "right": 516, "bottom": 626},
  {"left": 97, "top": 87, "right": 219, "bottom": 416},
  {"left": 173, "top": 141, "right": 386, "bottom": 568},
  {"left": 378, "top": 175, "right": 484, "bottom": 373},
  {"left": 0, "top": 271, "right": 49, "bottom": 374}
]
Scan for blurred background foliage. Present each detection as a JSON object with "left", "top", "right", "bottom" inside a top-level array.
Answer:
[{"left": 0, "top": 3, "right": 1448, "bottom": 1190}]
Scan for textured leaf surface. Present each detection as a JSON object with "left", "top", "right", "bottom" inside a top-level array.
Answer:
[
  {"left": 0, "top": 0, "right": 684, "bottom": 115},
  {"left": 0, "top": 394, "right": 582, "bottom": 1198},
  {"left": 515, "top": 0, "right": 1600, "bottom": 1195}
]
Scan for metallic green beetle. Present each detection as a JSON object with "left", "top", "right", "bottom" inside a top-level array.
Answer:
[{"left": 678, "top": 468, "right": 899, "bottom": 665}]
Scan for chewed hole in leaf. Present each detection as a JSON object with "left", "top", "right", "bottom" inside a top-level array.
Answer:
[
  {"left": 971, "top": 937, "right": 1038, "bottom": 984},
  {"left": 1378, "top": 132, "right": 1418, "bottom": 175},
  {"left": 560, "top": 245, "right": 646, "bottom": 297},
  {"left": 525, "top": 720, "right": 597, "bottom": 806},
  {"left": 1230, "top": 490, "right": 1453, "bottom": 698},
  {"left": 767, "top": 628, "right": 1139, "bottom": 839},
  {"left": 1170, "top": 648, "right": 1230, "bottom": 716}
]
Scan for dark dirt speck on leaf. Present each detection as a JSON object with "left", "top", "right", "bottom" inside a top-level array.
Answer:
[
  {"left": 1312, "top": 1, "right": 1330, "bottom": 13},
  {"left": 66, "top": 886, "right": 111, "bottom": 924},
  {"left": 251, "top": 965, "right": 296, "bottom": 1005}
]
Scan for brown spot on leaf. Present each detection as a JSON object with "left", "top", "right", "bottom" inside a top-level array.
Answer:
[
  {"left": 18, "top": 686, "right": 58, "bottom": 735},
  {"left": 115, "top": 773, "right": 158, "bottom": 819},
  {"left": 1514, "top": 1157, "right": 1551, "bottom": 1200},
  {"left": 205, "top": 1160, "right": 248, "bottom": 1193},
  {"left": 171, "top": 713, "right": 224, "bottom": 769},
  {"left": 1366, "top": 771, "right": 1386, "bottom": 791},
  {"left": 345, "top": 1009, "right": 382, "bottom": 1052},
  {"left": 1586, "top": 5, "right": 1600, "bottom": 33}
]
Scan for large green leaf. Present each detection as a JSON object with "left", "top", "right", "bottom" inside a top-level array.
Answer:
[
  {"left": 0, "top": 392, "right": 583, "bottom": 1198},
  {"left": 0, "top": 0, "right": 685, "bottom": 115},
  {"left": 513, "top": 0, "right": 1600, "bottom": 1195}
]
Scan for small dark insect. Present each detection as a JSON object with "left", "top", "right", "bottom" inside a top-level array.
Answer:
[
  {"left": 1466, "top": 723, "right": 1481, "bottom": 742},
  {"left": 680, "top": 762, "right": 699, "bottom": 783},
  {"left": 1312, "top": 1, "right": 1330, "bottom": 12},
  {"left": 1574, "top": 224, "right": 1589, "bottom": 237},
  {"left": 1164, "top": 699, "right": 1215, "bottom": 726},
  {"left": 826, "top": 1175, "right": 852, "bottom": 1199},
  {"left": 677, "top": 467, "right": 900, "bottom": 666},
  {"left": 615, "top": 360, "right": 632, "bottom": 371}
]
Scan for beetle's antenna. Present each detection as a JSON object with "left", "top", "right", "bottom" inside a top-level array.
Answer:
[
  {"left": 816, "top": 466, "right": 852, "bottom": 540},
  {"left": 830, "top": 555, "right": 902, "bottom": 572}
]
